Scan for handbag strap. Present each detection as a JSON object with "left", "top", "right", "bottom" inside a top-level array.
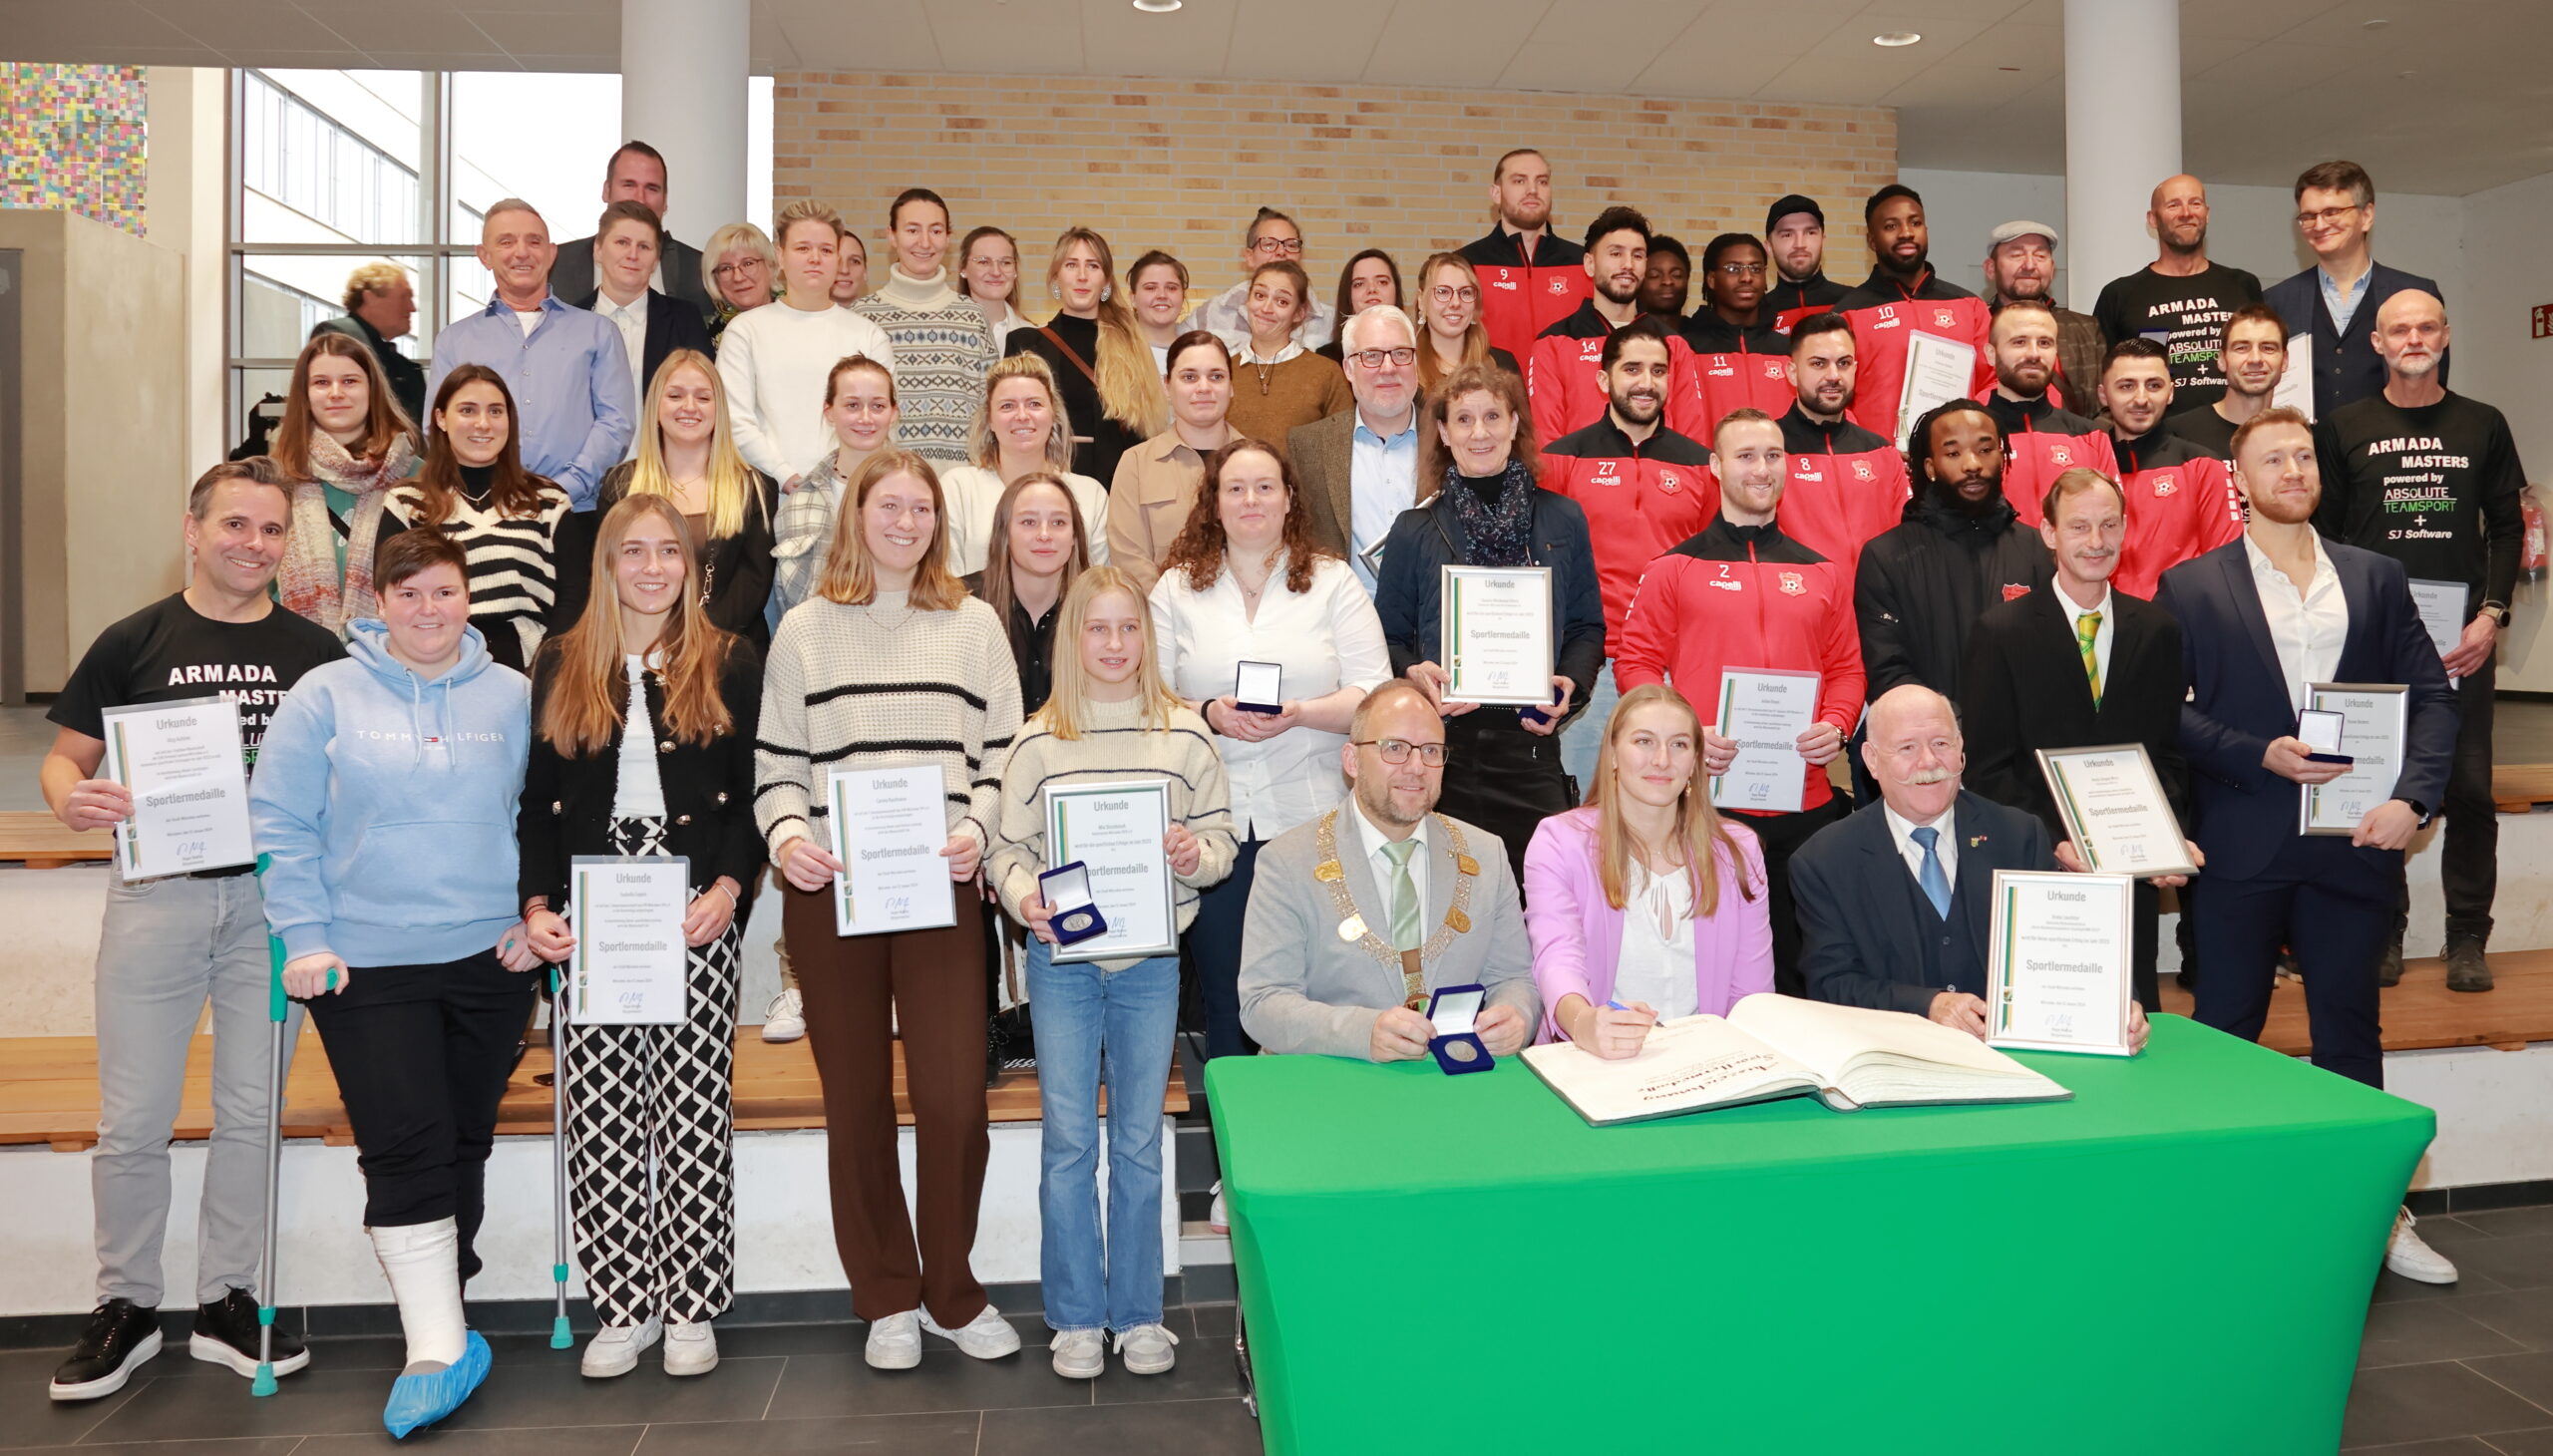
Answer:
[{"left": 1036, "top": 324, "right": 1100, "bottom": 386}]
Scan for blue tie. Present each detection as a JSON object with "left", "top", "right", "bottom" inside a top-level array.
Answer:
[{"left": 1910, "top": 826, "right": 1952, "bottom": 920}]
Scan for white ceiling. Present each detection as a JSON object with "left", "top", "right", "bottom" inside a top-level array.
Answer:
[{"left": 7, "top": 0, "right": 2551, "bottom": 193}]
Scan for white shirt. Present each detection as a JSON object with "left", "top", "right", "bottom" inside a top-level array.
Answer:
[
  {"left": 1883, "top": 800, "right": 1960, "bottom": 898},
  {"left": 595, "top": 289, "right": 651, "bottom": 457},
  {"left": 2243, "top": 529, "right": 2349, "bottom": 712},
  {"left": 1222, "top": 334, "right": 1307, "bottom": 367},
  {"left": 1151, "top": 552, "right": 1390, "bottom": 840},
  {"left": 513, "top": 307, "right": 544, "bottom": 339},
  {"left": 715, "top": 301, "right": 899, "bottom": 483},
  {"left": 611, "top": 654, "right": 668, "bottom": 819},
  {"left": 1195, "top": 280, "right": 1337, "bottom": 352},
  {"left": 1349, "top": 791, "right": 1430, "bottom": 925},
  {"left": 2055, "top": 582, "right": 2114, "bottom": 696},
  {"left": 1348, "top": 413, "right": 1419, "bottom": 593},
  {"left": 1613, "top": 861, "right": 1699, "bottom": 1019},
  {"left": 936, "top": 465, "right": 1112, "bottom": 577}
]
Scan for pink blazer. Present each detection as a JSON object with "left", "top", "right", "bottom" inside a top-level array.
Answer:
[{"left": 1521, "top": 807, "right": 1776, "bottom": 1043}]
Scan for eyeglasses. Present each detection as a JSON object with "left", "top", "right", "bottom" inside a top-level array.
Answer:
[
  {"left": 1249, "top": 237, "right": 1305, "bottom": 256},
  {"left": 1353, "top": 737, "right": 1449, "bottom": 767},
  {"left": 711, "top": 258, "right": 766, "bottom": 279},
  {"left": 1715, "top": 262, "right": 1767, "bottom": 277},
  {"left": 1347, "top": 347, "right": 1419, "bottom": 369},
  {"left": 2295, "top": 204, "right": 2364, "bottom": 227},
  {"left": 1429, "top": 285, "right": 1481, "bottom": 304}
]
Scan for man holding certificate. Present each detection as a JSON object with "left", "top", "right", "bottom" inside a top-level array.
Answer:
[
  {"left": 1830, "top": 185, "right": 1994, "bottom": 448},
  {"left": 1961, "top": 468, "right": 2196, "bottom": 1011},
  {"left": 39, "top": 461, "right": 340, "bottom": 1401},
  {"left": 1616, "top": 408, "right": 1863, "bottom": 990}
]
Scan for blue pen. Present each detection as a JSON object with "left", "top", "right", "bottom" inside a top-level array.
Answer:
[{"left": 1607, "top": 998, "right": 1662, "bottom": 1027}]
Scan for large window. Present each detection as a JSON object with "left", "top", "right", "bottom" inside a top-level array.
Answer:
[{"left": 228, "top": 68, "right": 774, "bottom": 431}]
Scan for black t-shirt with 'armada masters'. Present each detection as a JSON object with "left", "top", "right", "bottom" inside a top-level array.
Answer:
[
  {"left": 2314, "top": 391, "right": 2527, "bottom": 605},
  {"left": 2091, "top": 262, "right": 2264, "bottom": 409},
  {"left": 50, "top": 592, "right": 343, "bottom": 775}
]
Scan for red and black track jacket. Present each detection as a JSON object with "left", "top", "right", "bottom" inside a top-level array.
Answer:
[
  {"left": 1671, "top": 314, "right": 1794, "bottom": 442},
  {"left": 2109, "top": 426, "right": 2241, "bottom": 600},
  {"left": 1461, "top": 227, "right": 1593, "bottom": 370},
  {"left": 1981, "top": 392, "right": 2118, "bottom": 529},
  {"left": 1768, "top": 404, "right": 1911, "bottom": 579},
  {"left": 1539, "top": 417, "right": 1718, "bottom": 647},
  {"left": 1527, "top": 298, "right": 1695, "bottom": 447},
  {"left": 1616, "top": 517, "right": 1864, "bottom": 815},
  {"left": 1764, "top": 271, "right": 1850, "bottom": 334},
  {"left": 1834, "top": 267, "right": 1995, "bottom": 448}
]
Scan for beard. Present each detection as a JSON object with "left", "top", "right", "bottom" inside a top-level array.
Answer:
[
  {"left": 1931, "top": 469, "right": 2005, "bottom": 518},
  {"left": 1354, "top": 770, "right": 1429, "bottom": 829}
]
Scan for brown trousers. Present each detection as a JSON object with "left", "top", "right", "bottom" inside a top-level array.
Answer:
[{"left": 782, "top": 883, "right": 990, "bottom": 1324}]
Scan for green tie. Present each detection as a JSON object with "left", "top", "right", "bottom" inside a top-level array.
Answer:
[
  {"left": 1380, "top": 839, "right": 1423, "bottom": 951},
  {"left": 2076, "top": 610, "right": 2102, "bottom": 708}
]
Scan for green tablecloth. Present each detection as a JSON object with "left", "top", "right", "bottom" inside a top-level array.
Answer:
[{"left": 1207, "top": 1015, "right": 2431, "bottom": 1455}]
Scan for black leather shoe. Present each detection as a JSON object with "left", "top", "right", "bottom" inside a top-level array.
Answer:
[
  {"left": 190, "top": 1286, "right": 309, "bottom": 1379},
  {"left": 49, "top": 1299, "right": 161, "bottom": 1401},
  {"left": 2444, "top": 935, "right": 2494, "bottom": 993},
  {"left": 2377, "top": 935, "right": 2404, "bottom": 988}
]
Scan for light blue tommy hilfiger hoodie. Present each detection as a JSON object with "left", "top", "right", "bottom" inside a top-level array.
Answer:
[{"left": 250, "top": 618, "right": 532, "bottom": 968}]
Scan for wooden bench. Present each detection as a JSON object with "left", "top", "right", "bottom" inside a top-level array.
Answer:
[
  {"left": 2494, "top": 764, "right": 2553, "bottom": 816},
  {"left": 2157, "top": 947, "right": 2553, "bottom": 1056},
  {"left": 0, "top": 811, "right": 109, "bottom": 868},
  {"left": 0, "top": 1031, "right": 1188, "bottom": 1152}
]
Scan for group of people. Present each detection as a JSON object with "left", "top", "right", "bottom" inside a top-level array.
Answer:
[{"left": 42, "top": 136, "right": 2519, "bottom": 1433}]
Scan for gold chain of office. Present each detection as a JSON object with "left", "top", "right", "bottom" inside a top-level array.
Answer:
[{"left": 1312, "top": 809, "right": 1480, "bottom": 1008}]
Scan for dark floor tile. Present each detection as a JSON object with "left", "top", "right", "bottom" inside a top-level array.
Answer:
[
  {"left": 1090, "top": 1337, "right": 1241, "bottom": 1406},
  {"left": 2485, "top": 1429, "right": 2553, "bottom": 1454},
  {"left": 2451, "top": 1238, "right": 2553, "bottom": 1293},
  {"left": 297, "top": 1426, "right": 645, "bottom": 1455},
  {"left": 0, "top": 1347, "right": 154, "bottom": 1449},
  {"left": 1189, "top": 1303, "right": 1236, "bottom": 1338},
  {"left": 2376, "top": 1267, "right": 2514, "bottom": 1304},
  {"left": 433, "top": 1353, "right": 786, "bottom": 1433},
  {"left": 764, "top": 1348, "right": 1088, "bottom": 1420},
  {"left": 2469, "top": 1352, "right": 2553, "bottom": 1413},
  {"left": 634, "top": 1412, "right": 982, "bottom": 1454},
  {"left": 2341, "top": 1440, "right": 2502, "bottom": 1454},
  {"left": 2466, "top": 1210, "right": 2553, "bottom": 1241},
  {"left": 2345, "top": 1362, "right": 2553, "bottom": 1448},
  {"left": 2414, "top": 1217, "right": 2504, "bottom": 1251},
  {"left": 2363, "top": 1302, "right": 2529, "bottom": 1368},
  {"left": 979, "top": 1396, "right": 1265, "bottom": 1456},
  {"left": 693, "top": 1322, "right": 864, "bottom": 1359},
  {"left": 5, "top": 1443, "right": 302, "bottom": 1455},
  {"left": 2466, "top": 1295, "right": 2553, "bottom": 1353},
  {"left": 82, "top": 1363, "right": 424, "bottom": 1441}
]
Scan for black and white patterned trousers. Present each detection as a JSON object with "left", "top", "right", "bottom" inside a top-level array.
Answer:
[{"left": 563, "top": 816, "right": 743, "bottom": 1327}]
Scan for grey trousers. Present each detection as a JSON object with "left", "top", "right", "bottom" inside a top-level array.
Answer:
[{"left": 92, "top": 873, "right": 301, "bottom": 1307}]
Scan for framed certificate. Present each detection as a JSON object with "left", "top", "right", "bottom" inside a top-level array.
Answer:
[
  {"left": 2035, "top": 744, "right": 2197, "bottom": 878},
  {"left": 1440, "top": 564, "right": 1556, "bottom": 706},
  {"left": 1045, "top": 779, "right": 1178, "bottom": 962},
  {"left": 1709, "top": 668, "right": 1819, "bottom": 814},
  {"left": 2301, "top": 683, "right": 2408, "bottom": 837},
  {"left": 2407, "top": 579, "right": 2468, "bottom": 659},
  {"left": 567, "top": 856, "right": 689, "bottom": 1025},
  {"left": 828, "top": 763, "right": 959, "bottom": 936},
  {"left": 1894, "top": 330, "right": 1980, "bottom": 450},
  {"left": 99, "top": 696, "right": 255, "bottom": 882},
  {"left": 1987, "top": 869, "right": 2135, "bottom": 1057}
]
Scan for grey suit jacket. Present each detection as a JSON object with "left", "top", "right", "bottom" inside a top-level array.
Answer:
[
  {"left": 1284, "top": 409, "right": 1357, "bottom": 564},
  {"left": 550, "top": 234, "right": 714, "bottom": 327},
  {"left": 1239, "top": 807, "right": 1539, "bottom": 1059}
]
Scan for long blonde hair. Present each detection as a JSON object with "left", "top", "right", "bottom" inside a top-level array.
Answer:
[
  {"left": 1588, "top": 684, "right": 1758, "bottom": 917},
  {"left": 1416, "top": 252, "right": 1501, "bottom": 395},
  {"left": 539, "top": 495, "right": 738, "bottom": 755},
  {"left": 969, "top": 354, "right": 1076, "bottom": 473},
  {"left": 627, "top": 350, "right": 763, "bottom": 540},
  {"left": 1047, "top": 226, "right": 1170, "bottom": 437},
  {"left": 815, "top": 449, "right": 969, "bottom": 609},
  {"left": 1032, "top": 566, "right": 1180, "bottom": 740}
]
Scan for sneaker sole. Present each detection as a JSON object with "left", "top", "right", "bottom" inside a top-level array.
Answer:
[
  {"left": 1053, "top": 1356, "right": 1104, "bottom": 1379},
  {"left": 188, "top": 1331, "right": 311, "bottom": 1379},
  {"left": 49, "top": 1328, "right": 163, "bottom": 1401},
  {"left": 1123, "top": 1351, "right": 1178, "bottom": 1375},
  {"left": 664, "top": 1353, "right": 720, "bottom": 1376},
  {"left": 2386, "top": 1258, "right": 2459, "bottom": 1285},
  {"left": 761, "top": 1025, "right": 805, "bottom": 1043},
  {"left": 864, "top": 1344, "right": 922, "bottom": 1370}
]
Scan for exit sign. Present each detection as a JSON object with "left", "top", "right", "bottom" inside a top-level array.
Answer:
[{"left": 2537, "top": 304, "right": 2553, "bottom": 339}]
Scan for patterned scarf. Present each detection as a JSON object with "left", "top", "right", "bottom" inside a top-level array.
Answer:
[
  {"left": 1443, "top": 459, "right": 1538, "bottom": 567},
  {"left": 279, "top": 430, "right": 416, "bottom": 638}
]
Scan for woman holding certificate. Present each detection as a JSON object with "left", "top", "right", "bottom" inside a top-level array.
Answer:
[
  {"left": 517, "top": 495, "right": 763, "bottom": 1379},
  {"left": 1523, "top": 685, "right": 1773, "bottom": 1056},
  {"left": 247, "top": 531, "right": 537, "bottom": 1438},
  {"left": 1375, "top": 360, "right": 1607, "bottom": 888},
  {"left": 269, "top": 331, "right": 420, "bottom": 639},
  {"left": 987, "top": 566, "right": 1236, "bottom": 1379},
  {"left": 754, "top": 449, "right": 1027, "bottom": 1372},
  {"left": 1149, "top": 440, "right": 1390, "bottom": 1063}
]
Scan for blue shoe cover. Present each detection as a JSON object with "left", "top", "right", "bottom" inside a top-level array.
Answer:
[{"left": 383, "top": 1330, "right": 490, "bottom": 1439}]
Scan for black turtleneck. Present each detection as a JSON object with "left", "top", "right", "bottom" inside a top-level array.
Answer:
[
  {"left": 1459, "top": 470, "right": 1508, "bottom": 508},
  {"left": 458, "top": 462, "right": 496, "bottom": 504}
]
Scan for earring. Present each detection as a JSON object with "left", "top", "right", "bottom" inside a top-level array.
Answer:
[{"left": 1100, "top": 286, "right": 1113, "bottom": 301}]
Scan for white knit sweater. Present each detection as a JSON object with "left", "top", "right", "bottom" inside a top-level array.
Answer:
[{"left": 717, "top": 301, "right": 898, "bottom": 484}]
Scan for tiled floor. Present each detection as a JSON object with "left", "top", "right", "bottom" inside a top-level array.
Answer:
[{"left": 2349, "top": 1207, "right": 2553, "bottom": 1451}]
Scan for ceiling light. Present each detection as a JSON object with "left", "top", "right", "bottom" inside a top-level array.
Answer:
[
  {"left": 1873, "top": 31, "right": 1922, "bottom": 47},
  {"left": 1133, "top": 0, "right": 1182, "bottom": 10}
]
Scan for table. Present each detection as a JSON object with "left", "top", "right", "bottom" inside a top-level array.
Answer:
[{"left": 1207, "top": 1015, "right": 2432, "bottom": 1455}]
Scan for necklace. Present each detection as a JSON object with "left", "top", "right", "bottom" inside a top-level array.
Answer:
[{"left": 1252, "top": 358, "right": 1275, "bottom": 396}]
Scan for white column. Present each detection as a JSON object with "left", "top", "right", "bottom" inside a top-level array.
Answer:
[
  {"left": 144, "top": 66, "right": 230, "bottom": 478},
  {"left": 621, "top": 0, "right": 749, "bottom": 248},
  {"left": 2063, "top": 0, "right": 2180, "bottom": 312}
]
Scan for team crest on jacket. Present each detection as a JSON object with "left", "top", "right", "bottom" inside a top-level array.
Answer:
[
  {"left": 1778, "top": 571, "right": 1806, "bottom": 595},
  {"left": 1549, "top": 277, "right": 1570, "bottom": 296},
  {"left": 2049, "top": 444, "right": 2074, "bottom": 466},
  {"left": 2152, "top": 473, "right": 2178, "bottom": 497},
  {"left": 2002, "top": 583, "right": 2030, "bottom": 600},
  {"left": 1657, "top": 471, "right": 1682, "bottom": 493},
  {"left": 1851, "top": 460, "right": 1874, "bottom": 482},
  {"left": 1933, "top": 308, "right": 1956, "bottom": 329}
]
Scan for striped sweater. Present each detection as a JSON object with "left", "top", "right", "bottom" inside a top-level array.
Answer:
[
  {"left": 755, "top": 589, "right": 1024, "bottom": 860},
  {"left": 383, "top": 470, "right": 574, "bottom": 672},
  {"left": 855, "top": 268, "right": 997, "bottom": 466},
  {"left": 986, "top": 696, "right": 1238, "bottom": 970}
]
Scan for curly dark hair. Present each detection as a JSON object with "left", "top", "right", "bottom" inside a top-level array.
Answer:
[{"left": 1158, "top": 439, "right": 1334, "bottom": 595}]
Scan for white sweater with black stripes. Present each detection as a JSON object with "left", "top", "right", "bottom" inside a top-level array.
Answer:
[
  {"left": 754, "top": 589, "right": 1023, "bottom": 860},
  {"left": 385, "top": 474, "right": 573, "bottom": 671}
]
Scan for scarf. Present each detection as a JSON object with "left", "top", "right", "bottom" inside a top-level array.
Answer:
[
  {"left": 280, "top": 430, "right": 415, "bottom": 638},
  {"left": 1443, "top": 459, "right": 1537, "bottom": 567}
]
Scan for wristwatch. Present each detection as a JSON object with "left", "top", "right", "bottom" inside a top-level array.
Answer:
[{"left": 2480, "top": 600, "right": 2512, "bottom": 628}]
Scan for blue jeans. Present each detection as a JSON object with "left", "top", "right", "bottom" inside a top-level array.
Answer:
[
  {"left": 1027, "top": 943, "right": 1179, "bottom": 1332},
  {"left": 1560, "top": 660, "right": 1621, "bottom": 792}
]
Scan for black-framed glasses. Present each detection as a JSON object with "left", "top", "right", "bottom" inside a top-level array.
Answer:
[
  {"left": 1347, "top": 347, "right": 1419, "bottom": 369},
  {"left": 1352, "top": 737, "right": 1449, "bottom": 767},
  {"left": 1249, "top": 236, "right": 1305, "bottom": 256},
  {"left": 1715, "top": 262, "right": 1767, "bottom": 277}
]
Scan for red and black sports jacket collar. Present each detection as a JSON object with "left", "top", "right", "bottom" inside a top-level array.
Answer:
[
  {"left": 1465, "top": 226, "right": 1588, "bottom": 270},
  {"left": 1775, "top": 402, "right": 1892, "bottom": 457},
  {"left": 1546, "top": 415, "right": 1713, "bottom": 466},
  {"left": 1670, "top": 515, "right": 1829, "bottom": 565},
  {"left": 2110, "top": 424, "right": 2212, "bottom": 475},
  {"left": 1764, "top": 272, "right": 1846, "bottom": 312},
  {"left": 1678, "top": 312, "right": 1787, "bottom": 354},
  {"left": 1836, "top": 265, "right": 1978, "bottom": 308},
  {"left": 1536, "top": 296, "right": 1618, "bottom": 342},
  {"left": 1984, "top": 391, "right": 2100, "bottom": 438}
]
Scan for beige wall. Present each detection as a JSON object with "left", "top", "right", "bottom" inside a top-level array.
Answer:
[
  {"left": 774, "top": 72, "right": 1896, "bottom": 294},
  {"left": 1, "top": 209, "right": 187, "bottom": 693}
]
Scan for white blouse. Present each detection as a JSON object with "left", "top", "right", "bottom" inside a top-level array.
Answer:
[
  {"left": 1149, "top": 551, "right": 1389, "bottom": 841},
  {"left": 1613, "top": 860, "right": 1698, "bottom": 1020},
  {"left": 611, "top": 654, "right": 668, "bottom": 820},
  {"left": 937, "top": 464, "right": 1112, "bottom": 578}
]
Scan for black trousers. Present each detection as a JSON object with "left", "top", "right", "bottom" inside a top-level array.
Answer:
[
  {"left": 2394, "top": 668, "right": 2497, "bottom": 945},
  {"left": 1182, "top": 836, "right": 1265, "bottom": 1063},
  {"left": 1436, "top": 711, "right": 1576, "bottom": 894},
  {"left": 2193, "top": 850, "right": 2390, "bottom": 1089},
  {"left": 1732, "top": 794, "right": 1851, "bottom": 996},
  {"left": 307, "top": 948, "right": 539, "bottom": 1280}
]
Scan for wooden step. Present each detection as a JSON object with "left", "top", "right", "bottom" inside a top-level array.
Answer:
[
  {"left": 0, "top": 811, "right": 110, "bottom": 868},
  {"left": 2157, "top": 946, "right": 2553, "bottom": 1056}
]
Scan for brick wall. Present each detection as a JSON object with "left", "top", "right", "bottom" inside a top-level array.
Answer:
[{"left": 774, "top": 72, "right": 1896, "bottom": 295}]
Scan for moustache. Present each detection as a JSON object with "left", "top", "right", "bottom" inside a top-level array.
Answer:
[{"left": 1900, "top": 767, "right": 1956, "bottom": 786}]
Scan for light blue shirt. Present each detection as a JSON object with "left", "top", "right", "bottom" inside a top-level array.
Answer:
[
  {"left": 1347, "top": 413, "right": 1419, "bottom": 593},
  {"left": 425, "top": 293, "right": 636, "bottom": 510},
  {"left": 2317, "top": 264, "right": 2374, "bottom": 338}
]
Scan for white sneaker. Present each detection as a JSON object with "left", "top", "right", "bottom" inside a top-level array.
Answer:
[
  {"left": 1049, "top": 1327, "right": 1105, "bottom": 1379},
  {"left": 924, "top": 1305, "right": 1022, "bottom": 1360},
  {"left": 2385, "top": 1209, "right": 2459, "bottom": 1284},
  {"left": 761, "top": 987, "right": 806, "bottom": 1043},
  {"left": 579, "top": 1316, "right": 662, "bottom": 1377},
  {"left": 864, "top": 1309, "right": 921, "bottom": 1370},
  {"left": 662, "top": 1320, "right": 718, "bottom": 1376},
  {"left": 1115, "top": 1322, "right": 1180, "bottom": 1375},
  {"left": 1209, "top": 1180, "right": 1229, "bottom": 1234}
]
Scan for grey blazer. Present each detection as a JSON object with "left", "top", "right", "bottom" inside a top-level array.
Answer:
[{"left": 1239, "top": 807, "right": 1539, "bottom": 1059}]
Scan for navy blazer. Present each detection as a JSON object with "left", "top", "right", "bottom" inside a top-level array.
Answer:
[
  {"left": 1792, "top": 789, "right": 2052, "bottom": 1014},
  {"left": 1373, "top": 483, "right": 1608, "bottom": 719},
  {"left": 2262, "top": 261, "right": 2446, "bottom": 421},
  {"left": 553, "top": 234, "right": 715, "bottom": 328},
  {"left": 2152, "top": 537, "right": 2457, "bottom": 888},
  {"left": 575, "top": 287, "right": 717, "bottom": 400}
]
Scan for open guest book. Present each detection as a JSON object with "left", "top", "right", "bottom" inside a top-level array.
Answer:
[{"left": 1522, "top": 993, "right": 2073, "bottom": 1126}]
